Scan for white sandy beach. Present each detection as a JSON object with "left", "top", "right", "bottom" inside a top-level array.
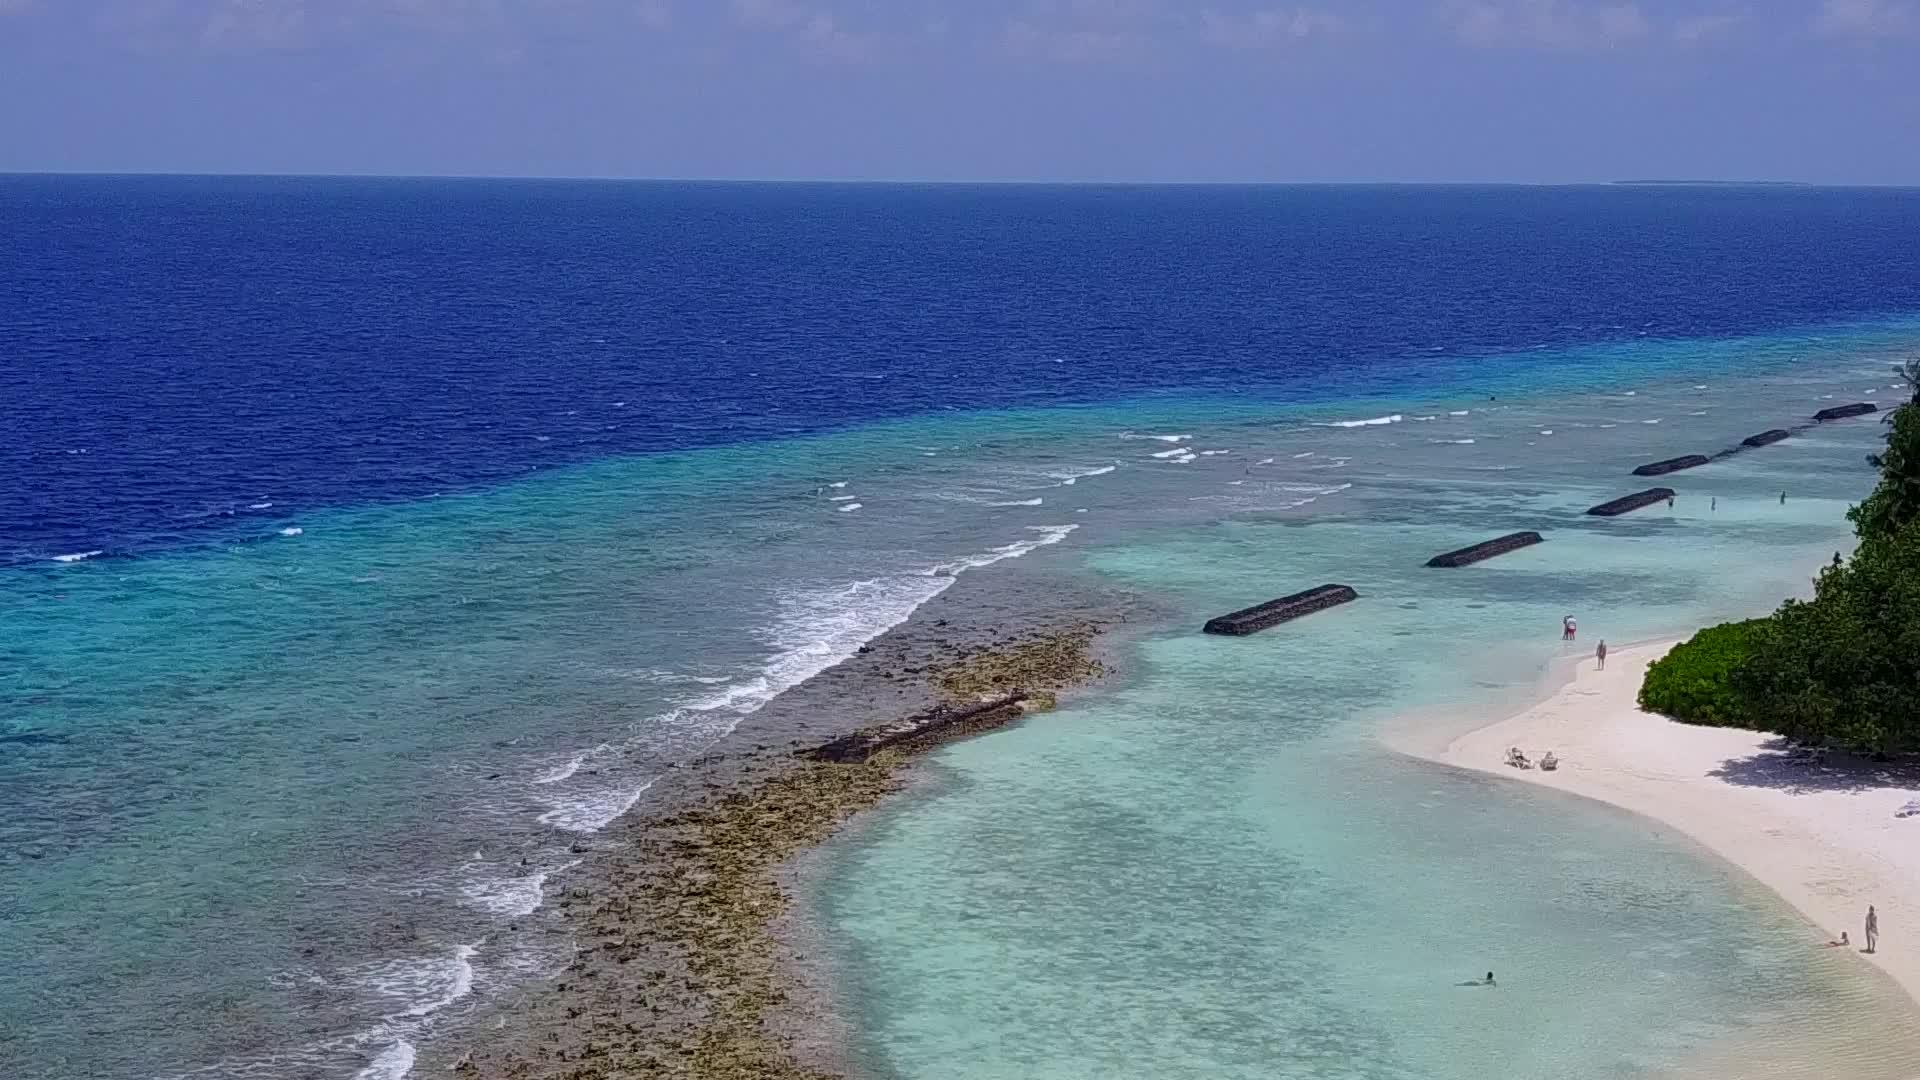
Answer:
[{"left": 1397, "top": 642, "right": 1920, "bottom": 1010}]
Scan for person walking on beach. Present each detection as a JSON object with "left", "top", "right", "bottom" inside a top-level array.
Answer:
[
  {"left": 1866, "top": 905, "right": 1879, "bottom": 953},
  {"left": 1596, "top": 640, "right": 1608, "bottom": 670}
]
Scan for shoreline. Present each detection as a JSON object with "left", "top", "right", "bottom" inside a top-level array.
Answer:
[
  {"left": 1390, "top": 641, "right": 1920, "bottom": 1013},
  {"left": 429, "top": 566, "right": 1157, "bottom": 1079}
]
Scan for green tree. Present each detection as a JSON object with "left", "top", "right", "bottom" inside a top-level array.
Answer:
[
  {"left": 1730, "top": 522, "right": 1920, "bottom": 755},
  {"left": 1848, "top": 359, "right": 1920, "bottom": 544},
  {"left": 1638, "top": 618, "right": 1764, "bottom": 727},
  {"left": 1641, "top": 362, "right": 1920, "bottom": 754}
]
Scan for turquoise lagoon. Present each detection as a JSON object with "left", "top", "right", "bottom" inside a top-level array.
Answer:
[
  {"left": 8, "top": 323, "right": 1920, "bottom": 1078},
  {"left": 816, "top": 334, "right": 1920, "bottom": 1079}
]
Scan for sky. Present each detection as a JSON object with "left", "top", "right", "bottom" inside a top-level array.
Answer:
[{"left": 0, "top": 0, "right": 1917, "bottom": 183}]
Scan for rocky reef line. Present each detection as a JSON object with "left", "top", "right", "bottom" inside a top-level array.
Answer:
[{"left": 447, "top": 621, "right": 1112, "bottom": 1080}]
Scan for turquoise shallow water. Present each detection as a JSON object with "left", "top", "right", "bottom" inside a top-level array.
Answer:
[
  {"left": 6, "top": 320, "right": 1920, "bottom": 1078},
  {"left": 816, "top": 340, "right": 1920, "bottom": 1078}
]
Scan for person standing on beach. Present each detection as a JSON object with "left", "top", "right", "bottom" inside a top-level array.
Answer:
[
  {"left": 1866, "top": 905, "right": 1879, "bottom": 953},
  {"left": 1596, "top": 640, "right": 1608, "bottom": 670}
]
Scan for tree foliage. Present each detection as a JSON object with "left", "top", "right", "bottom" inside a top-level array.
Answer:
[
  {"left": 1729, "top": 528, "right": 1920, "bottom": 754},
  {"left": 1638, "top": 619, "right": 1765, "bottom": 727},
  {"left": 1640, "top": 364, "right": 1920, "bottom": 755},
  {"left": 1849, "top": 359, "right": 1920, "bottom": 544}
]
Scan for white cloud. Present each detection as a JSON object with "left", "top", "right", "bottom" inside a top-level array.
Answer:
[
  {"left": 997, "top": 0, "right": 1166, "bottom": 63},
  {"left": 1814, "top": 0, "right": 1917, "bottom": 37},
  {"left": 1001, "top": 18, "right": 1145, "bottom": 62},
  {"left": 730, "top": 0, "right": 895, "bottom": 63},
  {"left": 1447, "top": 0, "right": 1651, "bottom": 50},
  {"left": 730, "top": 0, "right": 807, "bottom": 31},
  {"left": 633, "top": 0, "right": 670, "bottom": 30},
  {"left": 1199, "top": 7, "right": 1346, "bottom": 49},
  {"left": 1671, "top": 11, "right": 1743, "bottom": 43},
  {"left": 200, "top": 0, "right": 309, "bottom": 50}
]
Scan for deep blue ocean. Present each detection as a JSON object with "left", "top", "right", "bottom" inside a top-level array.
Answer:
[
  {"left": 6, "top": 178, "right": 1920, "bottom": 1080},
  {"left": 7, "top": 177, "right": 1920, "bottom": 564}
]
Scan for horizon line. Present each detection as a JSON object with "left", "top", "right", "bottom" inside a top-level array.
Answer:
[{"left": 7, "top": 169, "right": 1920, "bottom": 190}]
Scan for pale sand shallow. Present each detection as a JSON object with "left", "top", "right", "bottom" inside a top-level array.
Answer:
[{"left": 1394, "top": 641, "right": 1920, "bottom": 1015}]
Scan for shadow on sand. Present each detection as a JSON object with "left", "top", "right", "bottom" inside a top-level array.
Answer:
[{"left": 1707, "top": 737, "right": 1920, "bottom": 795}]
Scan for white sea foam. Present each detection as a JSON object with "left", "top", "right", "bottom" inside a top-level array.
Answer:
[
  {"left": 1050, "top": 464, "right": 1116, "bottom": 485},
  {"left": 354, "top": 1041, "right": 416, "bottom": 1080},
  {"left": 1412, "top": 415, "right": 1438, "bottom": 421},
  {"left": 343, "top": 944, "right": 479, "bottom": 1022},
  {"left": 1120, "top": 433, "right": 1192, "bottom": 443},
  {"left": 1292, "top": 452, "right": 1314, "bottom": 459},
  {"left": 990, "top": 498, "right": 1044, "bottom": 507},
  {"left": 249, "top": 501, "right": 273, "bottom": 510},
  {"left": 1694, "top": 385, "right": 1708, "bottom": 390},
  {"left": 1281, "top": 482, "right": 1352, "bottom": 495},
  {"left": 928, "top": 524, "right": 1079, "bottom": 576},
  {"left": 51, "top": 550, "right": 104, "bottom": 563},
  {"left": 1432, "top": 439, "right": 1477, "bottom": 445},
  {"left": 1199, "top": 449, "right": 1231, "bottom": 456},
  {"left": 1689, "top": 410, "right": 1709, "bottom": 416},
  {"left": 1324, "top": 414, "right": 1403, "bottom": 428},
  {"left": 830, "top": 494, "right": 857, "bottom": 501},
  {"left": 837, "top": 503, "right": 862, "bottom": 512},
  {"left": 537, "top": 780, "right": 654, "bottom": 832},
  {"left": 1622, "top": 391, "right": 1637, "bottom": 396},
  {"left": 1539, "top": 430, "right": 1554, "bottom": 436},
  {"left": 1641, "top": 419, "right": 1662, "bottom": 425},
  {"left": 1150, "top": 448, "right": 1190, "bottom": 459},
  {"left": 462, "top": 861, "right": 581, "bottom": 918},
  {"left": 1449, "top": 410, "right": 1470, "bottom": 416},
  {"left": 279, "top": 527, "right": 304, "bottom": 537},
  {"left": 828, "top": 481, "right": 848, "bottom": 488},
  {"left": 539, "top": 527, "right": 1077, "bottom": 834},
  {"left": 532, "top": 746, "right": 609, "bottom": 785}
]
